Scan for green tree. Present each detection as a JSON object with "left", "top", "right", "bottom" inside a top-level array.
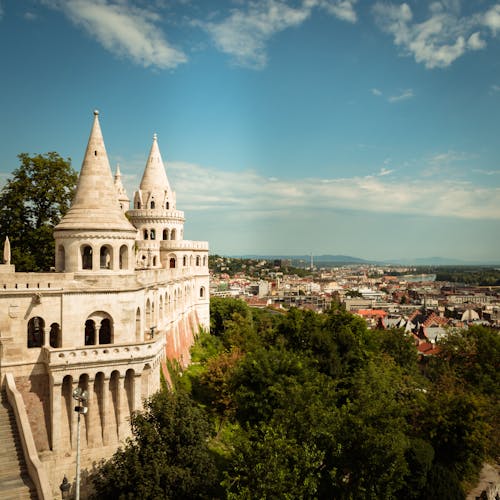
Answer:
[
  {"left": 223, "top": 423, "right": 324, "bottom": 500},
  {"left": 91, "top": 390, "right": 218, "bottom": 500},
  {"left": 0, "top": 152, "right": 77, "bottom": 271}
]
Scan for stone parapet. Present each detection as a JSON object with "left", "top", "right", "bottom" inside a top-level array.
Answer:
[
  {"left": 127, "top": 209, "right": 185, "bottom": 221},
  {"left": 160, "top": 240, "right": 209, "bottom": 251},
  {"left": 42, "top": 336, "right": 165, "bottom": 380}
]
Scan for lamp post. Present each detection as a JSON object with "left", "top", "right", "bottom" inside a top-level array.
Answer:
[
  {"left": 59, "top": 475, "right": 71, "bottom": 499},
  {"left": 72, "top": 387, "right": 88, "bottom": 500}
]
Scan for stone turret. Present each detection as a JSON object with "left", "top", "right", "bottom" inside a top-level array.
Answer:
[
  {"left": 114, "top": 164, "right": 130, "bottom": 213},
  {"left": 53, "top": 111, "right": 137, "bottom": 273},
  {"left": 128, "top": 134, "right": 185, "bottom": 269}
]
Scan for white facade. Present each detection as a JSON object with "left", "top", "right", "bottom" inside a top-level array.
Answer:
[{"left": 0, "top": 111, "right": 209, "bottom": 496}]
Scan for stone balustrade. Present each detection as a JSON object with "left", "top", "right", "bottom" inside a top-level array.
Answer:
[
  {"left": 42, "top": 336, "right": 165, "bottom": 371},
  {"left": 160, "top": 239, "right": 209, "bottom": 251}
]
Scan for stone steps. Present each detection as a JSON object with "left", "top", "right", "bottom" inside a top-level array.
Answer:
[{"left": 0, "top": 391, "right": 37, "bottom": 499}]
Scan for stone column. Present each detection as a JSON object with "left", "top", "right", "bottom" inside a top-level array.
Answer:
[
  {"left": 101, "top": 375, "right": 111, "bottom": 446},
  {"left": 50, "top": 375, "right": 62, "bottom": 452}
]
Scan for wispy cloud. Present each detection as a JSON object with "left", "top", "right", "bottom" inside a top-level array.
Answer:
[
  {"left": 473, "top": 168, "right": 500, "bottom": 176},
  {"left": 373, "top": 2, "right": 489, "bottom": 69},
  {"left": 41, "top": 0, "right": 187, "bottom": 69},
  {"left": 371, "top": 87, "right": 382, "bottom": 96},
  {"left": 318, "top": 0, "right": 358, "bottom": 24},
  {"left": 491, "top": 84, "right": 500, "bottom": 93},
  {"left": 377, "top": 167, "right": 393, "bottom": 176},
  {"left": 166, "top": 161, "right": 500, "bottom": 220},
  {"left": 198, "top": 0, "right": 358, "bottom": 69},
  {"left": 388, "top": 88, "right": 414, "bottom": 102}
]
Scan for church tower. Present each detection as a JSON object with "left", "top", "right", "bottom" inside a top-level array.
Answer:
[
  {"left": 127, "top": 134, "right": 185, "bottom": 270},
  {"left": 53, "top": 111, "right": 137, "bottom": 273}
]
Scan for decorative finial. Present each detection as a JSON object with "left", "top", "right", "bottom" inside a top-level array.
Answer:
[
  {"left": 153, "top": 133, "right": 157, "bottom": 141},
  {"left": 94, "top": 109, "right": 99, "bottom": 116},
  {"left": 3, "top": 236, "right": 11, "bottom": 265}
]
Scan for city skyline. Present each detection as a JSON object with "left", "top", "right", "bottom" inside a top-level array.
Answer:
[{"left": 1, "top": 0, "right": 499, "bottom": 262}]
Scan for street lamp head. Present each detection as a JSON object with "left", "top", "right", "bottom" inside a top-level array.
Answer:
[{"left": 72, "top": 387, "right": 89, "bottom": 403}]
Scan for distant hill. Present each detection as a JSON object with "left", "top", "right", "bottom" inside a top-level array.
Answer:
[{"left": 238, "top": 254, "right": 374, "bottom": 265}]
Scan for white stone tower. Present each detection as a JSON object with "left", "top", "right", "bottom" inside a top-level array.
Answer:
[
  {"left": 53, "top": 111, "right": 137, "bottom": 273},
  {"left": 128, "top": 133, "right": 184, "bottom": 270}
]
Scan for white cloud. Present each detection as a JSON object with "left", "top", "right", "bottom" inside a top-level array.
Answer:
[
  {"left": 483, "top": 5, "right": 500, "bottom": 34},
  {"left": 166, "top": 161, "right": 500, "bottom": 220},
  {"left": 198, "top": 0, "right": 312, "bottom": 69},
  {"left": 318, "top": 0, "right": 358, "bottom": 23},
  {"left": 199, "top": 0, "right": 358, "bottom": 69},
  {"left": 378, "top": 167, "right": 393, "bottom": 176},
  {"left": 371, "top": 87, "right": 382, "bottom": 96},
  {"left": 373, "top": 2, "right": 488, "bottom": 69},
  {"left": 473, "top": 169, "right": 500, "bottom": 176},
  {"left": 467, "top": 32, "right": 486, "bottom": 50},
  {"left": 42, "top": 0, "right": 187, "bottom": 69},
  {"left": 388, "top": 88, "right": 414, "bottom": 102},
  {"left": 491, "top": 84, "right": 500, "bottom": 93}
]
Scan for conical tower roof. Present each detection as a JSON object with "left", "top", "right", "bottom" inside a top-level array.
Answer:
[
  {"left": 139, "top": 133, "right": 171, "bottom": 193},
  {"left": 55, "top": 111, "right": 136, "bottom": 232}
]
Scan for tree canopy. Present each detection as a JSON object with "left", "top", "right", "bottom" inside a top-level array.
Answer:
[
  {"left": 91, "top": 300, "right": 499, "bottom": 499},
  {"left": 0, "top": 152, "right": 77, "bottom": 271}
]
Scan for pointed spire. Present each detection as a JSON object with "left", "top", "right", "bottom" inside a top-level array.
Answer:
[
  {"left": 139, "top": 133, "right": 171, "bottom": 193},
  {"left": 55, "top": 111, "right": 135, "bottom": 232},
  {"left": 3, "top": 236, "right": 11, "bottom": 265},
  {"left": 114, "top": 163, "right": 130, "bottom": 212}
]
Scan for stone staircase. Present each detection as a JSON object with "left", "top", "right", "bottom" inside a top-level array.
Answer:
[{"left": 0, "top": 390, "right": 37, "bottom": 499}]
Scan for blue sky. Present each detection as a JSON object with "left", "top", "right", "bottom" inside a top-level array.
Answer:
[{"left": 1, "top": 0, "right": 500, "bottom": 262}]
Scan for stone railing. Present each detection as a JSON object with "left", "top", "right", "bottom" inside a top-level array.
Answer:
[
  {"left": 4, "top": 373, "right": 52, "bottom": 500},
  {"left": 160, "top": 240, "right": 209, "bottom": 251},
  {"left": 128, "top": 209, "right": 185, "bottom": 220},
  {"left": 42, "top": 336, "right": 165, "bottom": 370}
]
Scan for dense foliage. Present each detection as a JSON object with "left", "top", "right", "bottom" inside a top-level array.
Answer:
[
  {"left": 92, "top": 299, "right": 499, "bottom": 499},
  {"left": 0, "top": 152, "right": 77, "bottom": 271},
  {"left": 434, "top": 266, "right": 500, "bottom": 286}
]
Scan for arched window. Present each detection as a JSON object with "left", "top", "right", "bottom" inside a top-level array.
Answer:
[
  {"left": 200, "top": 287, "right": 205, "bottom": 298},
  {"left": 196, "top": 256, "right": 200, "bottom": 266},
  {"left": 49, "top": 322, "right": 61, "bottom": 348},
  {"left": 169, "top": 257, "right": 176, "bottom": 269},
  {"left": 143, "top": 229, "right": 149, "bottom": 240},
  {"left": 171, "top": 229, "right": 176, "bottom": 241},
  {"left": 81, "top": 245, "right": 92, "bottom": 270},
  {"left": 27, "top": 316, "right": 45, "bottom": 348},
  {"left": 203, "top": 256, "right": 207, "bottom": 266},
  {"left": 162, "top": 229, "right": 168, "bottom": 240},
  {"left": 153, "top": 256, "right": 157, "bottom": 266},
  {"left": 100, "top": 246, "right": 112, "bottom": 269},
  {"left": 183, "top": 255, "right": 187, "bottom": 266},
  {"left": 150, "top": 200, "right": 155, "bottom": 209},
  {"left": 85, "top": 319, "right": 96, "bottom": 345},
  {"left": 166, "top": 202, "right": 170, "bottom": 209},
  {"left": 99, "top": 318, "right": 112, "bottom": 344},
  {"left": 119, "top": 245, "right": 128, "bottom": 270},
  {"left": 136, "top": 202, "right": 140, "bottom": 209},
  {"left": 150, "top": 229, "right": 156, "bottom": 240}
]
